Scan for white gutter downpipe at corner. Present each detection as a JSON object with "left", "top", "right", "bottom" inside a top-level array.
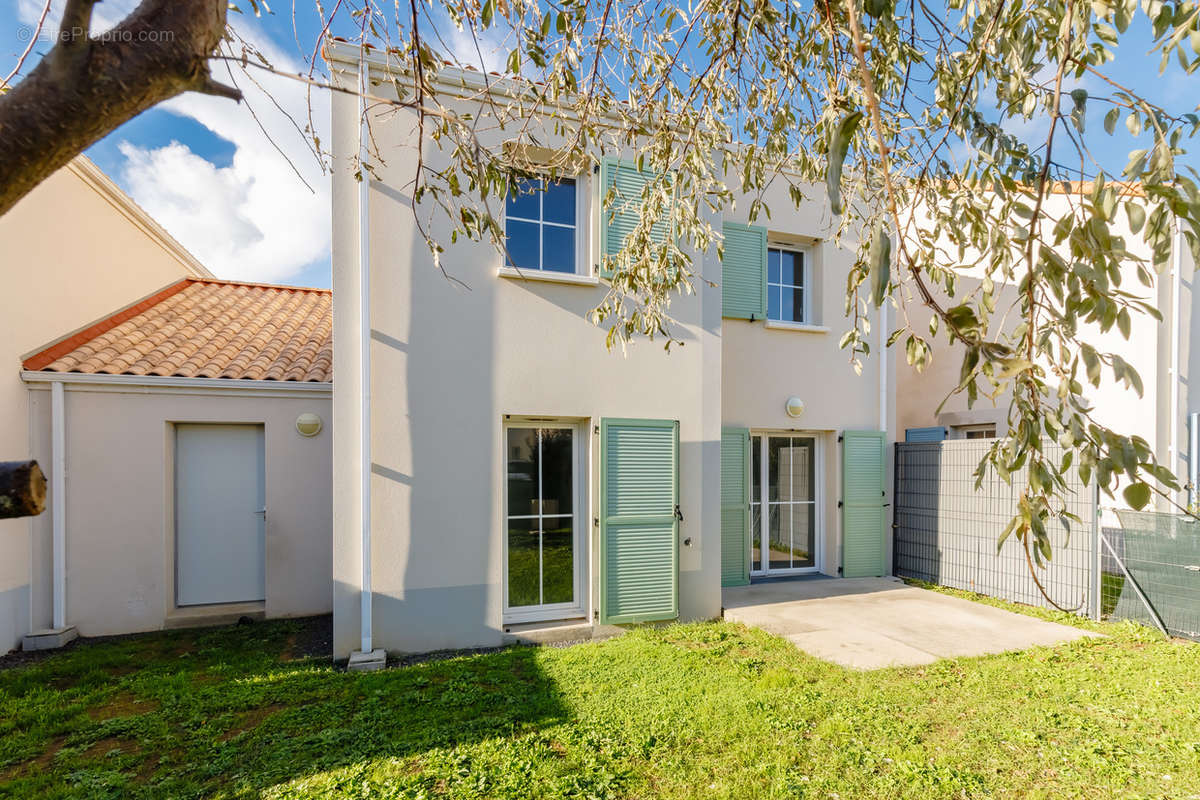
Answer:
[
  {"left": 358, "top": 47, "right": 374, "bottom": 657},
  {"left": 51, "top": 379, "right": 66, "bottom": 631},
  {"left": 1170, "top": 225, "right": 1182, "bottom": 507},
  {"left": 878, "top": 291, "right": 889, "bottom": 435}
]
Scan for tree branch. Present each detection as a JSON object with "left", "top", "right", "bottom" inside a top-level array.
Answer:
[
  {"left": 0, "top": 0, "right": 235, "bottom": 217},
  {"left": 59, "top": 0, "right": 99, "bottom": 45}
]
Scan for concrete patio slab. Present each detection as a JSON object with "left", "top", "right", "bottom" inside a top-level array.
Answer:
[{"left": 723, "top": 576, "right": 1100, "bottom": 669}]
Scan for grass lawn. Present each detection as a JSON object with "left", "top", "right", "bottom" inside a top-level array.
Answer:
[{"left": 1, "top": 597, "right": 1199, "bottom": 799}]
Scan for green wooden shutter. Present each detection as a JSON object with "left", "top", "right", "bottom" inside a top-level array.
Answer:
[
  {"left": 598, "top": 158, "right": 672, "bottom": 278},
  {"left": 720, "top": 427, "right": 751, "bottom": 587},
  {"left": 721, "top": 223, "right": 768, "bottom": 320},
  {"left": 841, "top": 430, "right": 887, "bottom": 578},
  {"left": 600, "top": 418, "right": 679, "bottom": 624}
]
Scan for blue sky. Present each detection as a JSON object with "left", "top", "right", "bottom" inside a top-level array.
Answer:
[{"left": 1, "top": 3, "right": 1194, "bottom": 290}]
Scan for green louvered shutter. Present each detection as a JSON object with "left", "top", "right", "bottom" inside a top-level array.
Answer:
[
  {"left": 600, "top": 418, "right": 679, "bottom": 624},
  {"left": 721, "top": 427, "right": 751, "bottom": 587},
  {"left": 598, "top": 158, "right": 672, "bottom": 278},
  {"left": 721, "top": 223, "right": 767, "bottom": 320},
  {"left": 841, "top": 430, "right": 887, "bottom": 578}
]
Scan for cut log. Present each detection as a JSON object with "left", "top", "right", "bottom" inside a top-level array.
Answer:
[{"left": 0, "top": 460, "right": 47, "bottom": 519}]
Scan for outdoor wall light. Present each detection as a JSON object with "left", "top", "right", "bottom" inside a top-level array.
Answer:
[
  {"left": 785, "top": 397, "right": 805, "bottom": 418},
  {"left": 296, "top": 412, "right": 323, "bottom": 437}
]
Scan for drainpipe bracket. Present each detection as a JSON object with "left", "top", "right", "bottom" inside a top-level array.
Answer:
[
  {"left": 347, "top": 648, "right": 387, "bottom": 672},
  {"left": 22, "top": 626, "right": 78, "bottom": 652}
]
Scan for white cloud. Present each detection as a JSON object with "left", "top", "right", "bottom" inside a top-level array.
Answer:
[
  {"left": 18, "top": 1, "right": 332, "bottom": 284},
  {"left": 442, "top": 20, "right": 511, "bottom": 73},
  {"left": 119, "top": 20, "right": 331, "bottom": 283}
]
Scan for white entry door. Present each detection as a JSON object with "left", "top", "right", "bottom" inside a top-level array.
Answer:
[{"left": 175, "top": 424, "right": 266, "bottom": 606}]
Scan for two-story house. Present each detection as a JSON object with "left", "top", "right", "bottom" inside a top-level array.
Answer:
[{"left": 327, "top": 46, "right": 895, "bottom": 660}]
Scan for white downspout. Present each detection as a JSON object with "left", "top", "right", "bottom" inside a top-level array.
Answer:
[
  {"left": 358, "top": 48, "right": 374, "bottom": 655},
  {"left": 51, "top": 379, "right": 66, "bottom": 631},
  {"left": 878, "top": 296, "right": 888, "bottom": 434},
  {"left": 1170, "top": 225, "right": 1182, "bottom": 507},
  {"left": 1190, "top": 412, "right": 1199, "bottom": 509}
]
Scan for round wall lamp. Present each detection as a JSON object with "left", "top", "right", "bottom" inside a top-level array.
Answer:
[
  {"left": 296, "top": 412, "right": 324, "bottom": 437},
  {"left": 785, "top": 397, "right": 806, "bottom": 418}
]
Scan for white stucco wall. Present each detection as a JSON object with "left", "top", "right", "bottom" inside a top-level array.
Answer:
[
  {"left": 25, "top": 382, "right": 332, "bottom": 637},
  {"left": 720, "top": 186, "right": 890, "bottom": 576},
  {"left": 329, "top": 54, "right": 893, "bottom": 656},
  {"left": 331, "top": 82, "right": 723, "bottom": 657},
  {"left": 0, "top": 159, "right": 208, "bottom": 652},
  {"left": 893, "top": 198, "right": 1165, "bottom": 474}
]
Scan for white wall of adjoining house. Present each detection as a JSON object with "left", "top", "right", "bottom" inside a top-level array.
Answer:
[
  {"left": 331, "top": 67, "right": 723, "bottom": 657},
  {"left": 26, "top": 384, "right": 332, "bottom": 637},
  {"left": 0, "top": 161, "right": 205, "bottom": 653},
  {"left": 720, "top": 185, "right": 888, "bottom": 576},
  {"left": 893, "top": 197, "right": 1164, "bottom": 500},
  {"left": 1180, "top": 243, "right": 1198, "bottom": 506}
]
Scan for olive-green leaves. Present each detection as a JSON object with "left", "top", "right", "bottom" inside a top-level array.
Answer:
[
  {"left": 1069, "top": 89, "right": 1087, "bottom": 133},
  {"left": 1126, "top": 201, "right": 1146, "bottom": 234},
  {"left": 868, "top": 224, "right": 890, "bottom": 307},
  {"left": 827, "top": 110, "right": 863, "bottom": 217},
  {"left": 1123, "top": 482, "right": 1152, "bottom": 511}
]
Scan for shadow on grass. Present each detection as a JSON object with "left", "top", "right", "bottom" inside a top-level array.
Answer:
[{"left": 0, "top": 617, "right": 570, "bottom": 798}]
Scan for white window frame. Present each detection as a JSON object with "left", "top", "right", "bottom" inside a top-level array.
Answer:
[
  {"left": 749, "top": 431, "right": 824, "bottom": 577},
  {"left": 498, "top": 174, "right": 592, "bottom": 282},
  {"left": 766, "top": 244, "right": 812, "bottom": 325},
  {"left": 954, "top": 423, "right": 997, "bottom": 440},
  {"left": 501, "top": 419, "right": 588, "bottom": 624}
]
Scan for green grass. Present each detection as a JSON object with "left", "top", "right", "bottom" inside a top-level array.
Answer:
[
  {"left": 507, "top": 526, "right": 574, "bottom": 608},
  {"left": 2, "top": 601, "right": 1199, "bottom": 799}
]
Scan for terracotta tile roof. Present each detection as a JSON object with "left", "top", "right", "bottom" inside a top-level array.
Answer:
[{"left": 24, "top": 279, "right": 332, "bottom": 382}]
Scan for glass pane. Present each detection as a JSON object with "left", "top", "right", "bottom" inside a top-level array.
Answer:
[
  {"left": 507, "top": 518, "right": 540, "bottom": 607},
  {"left": 506, "top": 178, "right": 540, "bottom": 221},
  {"left": 541, "top": 519, "right": 574, "bottom": 604},
  {"left": 767, "top": 437, "right": 781, "bottom": 502},
  {"left": 781, "top": 285, "right": 795, "bottom": 322},
  {"left": 505, "top": 220, "right": 541, "bottom": 270},
  {"left": 541, "top": 225, "right": 576, "bottom": 274},
  {"left": 779, "top": 250, "right": 798, "bottom": 285},
  {"left": 792, "top": 503, "right": 815, "bottom": 568},
  {"left": 768, "top": 503, "right": 790, "bottom": 570},
  {"left": 787, "top": 287, "right": 806, "bottom": 321},
  {"left": 542, "top": 179, "right": 576, "bottom": 225},
  {"left": 768, "top": 285, "right": 780, "bottom": 320},
  {"left": 751, "top": 503, "right": 762, "bottom": 572},
  {"left": 506, "top": 428, "right": 538, "bottom": 515},
  {"left": 539, "top": 428, "right": 573, "bottom": 515},
  {"left": 767, "top": 249, "right": 781, "bottom": 283},
  {"left": 780, "top": 439, "right": 813, "bottom": 503}
]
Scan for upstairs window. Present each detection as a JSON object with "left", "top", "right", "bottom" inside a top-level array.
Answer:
[
  {"left": 767, "top": 247, "right": 808, "bottom": 324},
  {"left": 505, "top": 177, "right": 578, "bottom": 274}
]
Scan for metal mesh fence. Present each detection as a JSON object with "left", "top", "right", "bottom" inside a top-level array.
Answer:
[
  {"left": 893, "top": 441, "right": 1097, "bottom": 616},
  {"left": 1104, "top": 511, "right": 1200, "bottom": 640}
]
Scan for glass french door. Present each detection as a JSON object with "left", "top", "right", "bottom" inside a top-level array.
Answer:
[
  {"left": 504, "top": 424, "right": 583, "bottom": 622},
  {"left": 750, "top": 434, "right": 819, "bottom": 575}
]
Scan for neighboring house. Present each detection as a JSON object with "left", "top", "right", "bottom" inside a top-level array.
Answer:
[
  {"left": 0, "top": 156, "right": 212, "bottom": 653},
  {"left": 18, "top": 278, "right": 333, "bottom": 644},
  {"left": 326, "top": 47, "right": 895, "bottom": 659},
  {"left": 894, "top": 191, "right": 1198, "bottom": 510}
]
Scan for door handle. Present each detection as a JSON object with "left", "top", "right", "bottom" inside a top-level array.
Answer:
[
  {"left": 254, "top": 508, "right": 267, "bottom": 520},
  {"left": 674, "top": 504, "right": 684, "bottom": 522}
]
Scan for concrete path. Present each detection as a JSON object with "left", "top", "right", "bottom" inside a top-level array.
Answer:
[{"left": 722, "top": 576, "right": 1099, "bottom": 670}]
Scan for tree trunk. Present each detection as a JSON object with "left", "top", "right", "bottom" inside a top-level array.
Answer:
[
  {"left": 0, "top": 460, "right": 47, "bottom": 519},
  {"left": 0, "top": 0, "right": 240, "bottom": 217}
]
